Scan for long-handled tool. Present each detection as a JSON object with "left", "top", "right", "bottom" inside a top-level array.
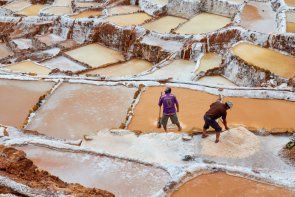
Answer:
[{"left": 157, "top": 92, "right": 163, "bottom": 128}]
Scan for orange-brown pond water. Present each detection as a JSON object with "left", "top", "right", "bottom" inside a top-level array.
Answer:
[
  {"left": 172, "top": 172, "right": 295, "bottom": 197},
  {"left": 71, "top": 10, "right": 102, "bottom": 19},
  {"left": 240, "top": 1, "right": 277, "bottom": 33},
  {"left": 26, "top": 83, "right": 136, "bottom": 140},
  {"left": 128, "top": 87, "right": 295, "bottom": 133},
  {"left": 233, "top": 43, "right": 295, "bottom": 78},
  {"left": 0, "top": 79, "right": 54, "bottom": 127},
  {"left": 18, "top": 145, "right": 170, "bottom": 197},
  {"left": 285, "top": 0, "right": 295, "bottom": 7}
]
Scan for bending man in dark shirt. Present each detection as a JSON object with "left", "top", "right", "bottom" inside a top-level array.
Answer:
[
  {"left": 202, "top": 100, "right": 233, "bottom": 143},
  {"left": 158, "top": 87, "right": 182, "bottom": 132}
]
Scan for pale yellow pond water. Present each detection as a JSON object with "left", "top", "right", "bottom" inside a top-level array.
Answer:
[
  {"left": 42, "top": 6, "right": 72, "bottom": 15},
  {"left": 3, "top": 61, "right": 51, "bottom": 75},
  {"left": 105, "top": 13, "right": 152, "bottom": 26},
  {"left": 65, "top": 44, "right": 124, "bottom": 68},
  {"left": 84, "top": 59, "right": 152, "bottom": 77},
  {"left": 286, "top": 12, "right": 295, "bottom": 33},
  {"left": 197, "top": 76, "right": 237, "bottom": 87},
  {"left": 53, "top": 0, "right": 72, "bottom": 6},
  {"left": 143, "top": 16, "right": 187, "bottom": 33},
  {"left": 107, "top": 5, "right": 140, "bottom": 15},
  {"left": 233, "top": 43, "right": 295, "bottom": 78},
  {"left": 3, "top": 0, "right": 31, "bottom": 12},
  {"left": 175, "top": 13, "right": 230, "bottom": 34},
  {"left": 17, "top": 4, "right": 46, "bottom": 16},
  {"left": 0, "top": 44, "right": 13, "bottom": 59},
  {"left": 195, "top": 53, "right": 222, "bottom": 73},
  {"left": 71, "top": 10, "right": 102, "bottom": 18}
]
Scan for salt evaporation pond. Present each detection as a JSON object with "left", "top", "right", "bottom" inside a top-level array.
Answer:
[
  {"left": 53, "top": 0, "right": 72, "bottom": 6},
  {"left": 71, "top": 10, "right": 102, "bottom": 18},
  {"left": 17, "top": 4, "right": 46, "bottom": 16},
  {"left": 143, "top": 16, "right": 187, "bottom": 34},
  {"left": 233, "top": 43, "right": 295, "bottom": 78},
  {"left": 286, "top": 12, "right": 295, "bottom": 33},
  {"left": 139, "top": 59, "right": 196, "bottom": 81},
  {"left": 0, "top": 79, "right": 54, "bottom": 127},
  {"left": 197, "top": 76, "right": 237, "bottom": 87},
  {"left": 195, "top": 53, "right": 222, "bottom": 74},
  {"left": 65, "top": 43, "right": 124, "bottom": 68},
  {"left": 18, "top": 145, "right": 170, "bottom": 197},
  {"left": 0, "top": 43, "right": 13, "bottom": 59},
  {"left": 239, "top": 1, "right": 277, "bottom": 33},
  {"left": 36, "top": 34, "right": 65, "bottom": 47},
  {"left": 83, "top": 59, "right": 153, "bottom": 77},
  {"left": 3, "top": 0, "right": 31, "bottom": 12},
  {"left": 42, "top": 6, "right": 73, "bottom": 15},
  {"left": 128, "top": 87, "right": 295, "bottom": 133},
  {"left": 172, "top": 172, "right": 295, "bottom": 197},
  {"left": 175, "top": 13, "right": 230, "bottom": 34},
  {"left": 42, "top": 56, "right": 86, "bottom": 72},
  {"left": 26, "top": 83, "right": 136, "bottom": 140},
  {"left": 150, "top": 0, "right": 168, "bottom": 6},
  {"left": 105, "top": 13, "right": 152, "bottom": 26},
  {"left": 3, "top": 61, "right": 51, "bottom": 75},
  {"left": 107, "top": 5, "right": 140, "bottom": 15}
]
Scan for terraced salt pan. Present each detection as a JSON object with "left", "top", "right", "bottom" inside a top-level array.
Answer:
[
  {"left": 53, "top": 0, "right": 72, "bottom": 6},
  {"left": 285, "top": 0, "right": 295, "bottom": 7},
  {"left": 19, "top": 145, "right": 170, "bottom": 197},
  {"left": 42, "top": 6, "right": 72, "bottom": 15},
  {"left": 197, "top": 76, "right": 237, "bottom": 87},
  {"left": 83, "top": 59, "right": 153, "bottom": 77},
  {"left": 3, "top": 61, "right": 51, "bottom": 75},
  {"left": 105, "top": 13, "right": 152, "bottom": 26},
  {"left": 286, "top": 12, "right": 295, "bottom": 33},
  {"left": 149, "top": 0, "right": 168, "bottom": 6},
  {"left": 240, "top": 1, "right": 277, "bottom": 33},
  {"left": 233, "top": 43, "right": 295, "bottom": 78},
  {"left": 195, "top": 53, "right": 222, "bottom": 74},
  {"left": 139, "top": 59, "right": 195, "bottom": 81},
  {"left": 175, "top": 13, "right": 231, "bottom": 35},
  {"left": 107, "top": 5, "right": 140, "bottom": 15},
  {"left": 128, "top": 87, "right": 295, "bottom": 133},
  {"left": 172, "top": 172, "right": 295, "bottom": 197},
  {"left": 141, "top": 35, "right": 184, "bottom": 52},
  {"left": 0, "top": 43, "right": 13, "bottom": 59},
  {"left": 26, "top": 83, "right": 136, "bottom": 140},
  {"left": 36, "top": 34, "right": 65, "bottom": 46},
  {"left": 0, "top": 79, "right": 54, "bottom": 127},
  {"left": 65, "top": 44, "right": 124, "bottom": 68},
  {"left": 42, "top": 56, "right": 86, "bottom": 72},
  {"left": 3, "top": 0, "right": 31, "bottom": 12},
  {"left": 71, "top": 10, "right": 101, "bottom": 18},
  {"left": 74, "top": 2, "right": 101, "bottom": 8},
  {"left": 17, "top": 4, "right": 46, "bottom": 16},
  {"left": 143, "top": 16, "right": 187, "bottom": 34}
]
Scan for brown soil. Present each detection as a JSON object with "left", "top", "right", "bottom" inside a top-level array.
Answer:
[
  {"left": 0, "top": 145, "right": 114, "bottom": 196},
  {"left": 128, "top": 87, "right": 295, "bottom": 133},
  {"left": 172, "top": 172, "right": 295, "bottom": 197},
  {"left": 285, "top": 0, "right": 295, "bottom": 7},
  {"left": 281, "top": 147, "right": 295, "bottom": 166},
  {"left": 0, "top": 79, "right": 54, "bottom": 128}
]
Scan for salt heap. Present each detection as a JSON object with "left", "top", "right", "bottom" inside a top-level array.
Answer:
[{"left": 201, "top": 127, "right": 260, "bottom": 158}]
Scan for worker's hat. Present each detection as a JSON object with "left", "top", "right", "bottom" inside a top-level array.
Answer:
[{"left": 225, "top": 101, "right": 233, "bottom": 109}]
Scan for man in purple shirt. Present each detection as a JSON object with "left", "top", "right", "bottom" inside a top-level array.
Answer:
[{"left": 158, "top": 87, "right": 182, "bottom": 132}]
